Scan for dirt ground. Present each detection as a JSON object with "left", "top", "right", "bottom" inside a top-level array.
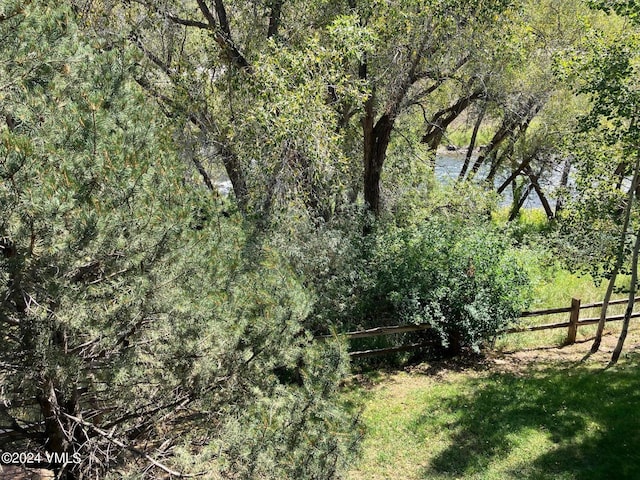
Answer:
[
  {"left": 347, "top": 323, "right": 640, "bottom": 390},
  {"left": 490, "top": 324, "right": 640, "bottom": 371}
]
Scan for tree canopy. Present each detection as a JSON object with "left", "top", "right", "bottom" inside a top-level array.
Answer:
[{"left": 2, "top": 0, "right": 640, "bottom": 477}]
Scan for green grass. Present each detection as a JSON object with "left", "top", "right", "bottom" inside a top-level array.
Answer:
[
  {"left": 345, "top": 223, "right": 640, "bottom": 479},
  {"left": 496, "top": 239, "right": 632, "bottom": 351},
  {"left": 346, "top": 352, "right": 640, "bottom": 480},
  {"left": 492, "top": 207, "right": 550, "bottom": 233}
]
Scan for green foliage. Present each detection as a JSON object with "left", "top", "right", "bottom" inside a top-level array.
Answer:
[
  {"left": 446, "top": 124, "right": 496, "bottom": 150},
  {"left": 589, "top": 0, "right": 640, "bottom": 22},
  {"left": 0, "top": 3, "right": 357, "bottom": 478},
  {"left": 553, "top": 3, "right": 640, "bottom": 280},
  {"left": 362, "top": 219, "right": 530, "bottom": 354},
  {"left": 316, "top": 187, "right": 531, "bottom": 356},
  {"left": 6, "top": 0, "right": 640, "bottom": 475}
]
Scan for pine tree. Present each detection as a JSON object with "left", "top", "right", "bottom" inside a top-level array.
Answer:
[{"left": 1, "top": 2, "right": 357, "bottom": 478}]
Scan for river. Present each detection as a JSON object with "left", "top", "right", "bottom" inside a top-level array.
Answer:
[
  {"left": 214, "top": 153, "right": 565, "bottom": 210},
  {"left": 435, "top": 153, "right": 564, "bottom": 210}
]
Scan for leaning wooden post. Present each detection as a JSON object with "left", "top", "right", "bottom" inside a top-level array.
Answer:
[{"left": 566, "top": 298, "right": 581, "bottom": 345}]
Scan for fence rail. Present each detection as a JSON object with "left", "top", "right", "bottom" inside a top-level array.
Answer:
[{"left": 318, "top": 296, "right": 640, "bottom": 358}]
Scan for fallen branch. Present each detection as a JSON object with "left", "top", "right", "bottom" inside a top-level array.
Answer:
[{"left": 61, "top": 413, "right": 195, "bottom": 478}]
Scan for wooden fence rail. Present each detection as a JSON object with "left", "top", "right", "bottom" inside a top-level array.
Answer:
[{"left": 317, "top": 296, "right": 640, "bottom": 358}]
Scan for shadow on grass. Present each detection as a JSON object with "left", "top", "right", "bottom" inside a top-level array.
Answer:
[{"left": 420, "top": 352, "right": 640, "bottom": 479}]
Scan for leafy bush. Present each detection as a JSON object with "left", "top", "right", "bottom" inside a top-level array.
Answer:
[{"left": 343, "top": 217, "right": 531, "bottom": 356}]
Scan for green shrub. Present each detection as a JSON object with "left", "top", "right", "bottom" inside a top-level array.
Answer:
[{"left": 352, "top": 218, "right": 531, "bottom": 355}]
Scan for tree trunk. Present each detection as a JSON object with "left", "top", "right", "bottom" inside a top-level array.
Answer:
[
  {"left": 193, "top": 112, "right": 249, "bottom": 211},
  {"left": 614, "top": 161, "right": 626, "bottom": 190},
  {"left": 38, "top": 381, "right": 70, "bottom": 455},
  {"left": 466, "top": 121, "right": 512, "bottom": 180},
  {"left": 37, "top": 381, "right": 83, "bottom": 480},
  {"left": 459, "top": 103, "right": 486, "bottom": 181},
  {"left": 610, "top": 228, "right": 640, "bottom": 365},
  {"left": 508, "top": 181, "right": 534, "bottom": 221},
  {"left": 555, "top": 157, "right": 571, "bottom": 216},
  {"left": 485, "top": 139, "right": 514, "bottom": 184},
  {"left": 524, "top": 165, "right": 554, "bottom": 219},
  {"left": 497, "top": 153, "right": 534, "bottom": 194},
  {"left": 219, "top": 146, "right": 249, "bottom": 211},
  {"left": 363, "top": 104, "right": 394, "bottom": 215},
  {"left": 591, "top": 149, "right": 640, "bottom": 353},
  {"left": 360, "top": 35, "right": 430, "bottom": 217}
]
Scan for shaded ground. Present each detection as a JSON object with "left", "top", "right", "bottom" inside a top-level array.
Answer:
[
  {"left": 347, "top": 327, "right": 640, "bottom": 480},
  {"left": 493, "top": 327, "right": 640, "bottom": 370}
]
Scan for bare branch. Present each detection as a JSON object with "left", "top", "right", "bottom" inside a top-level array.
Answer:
[
  {"left": 166, "top": 15, "right": 209, "bottom": 30},
  {"left": 0, "top": 311, "right": 19, "bottom": 326},
  {"left": 61, "top": 413, "right": 191, "bottom": 478},
  {"left": 101, "top": 394, "right": 191, "bottom": 432}
]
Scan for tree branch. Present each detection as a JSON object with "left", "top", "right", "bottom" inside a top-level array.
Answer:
[
  {"left": 61, "top": 413, "right": 192, "bottom": 478},
  {"left": 166, "top": 15, "right": 209, "bottom": 30},
  {"left": 195, "top": 0, "right": 251, "bottom": 71},
  {"left": 213, "top": 0, "right": 231, "bottom": 37},
  {"left": 195, "top": 0, "right": 219, "bottom": 30},
  {"left": 421, "top": 89, "right": 483, "bottom": 150},
  {"left": 101, "top": 394, "right": 191, "bottom": 432},
  {"left": 267, "top": 0, "right": 284, "bottom": 38}
]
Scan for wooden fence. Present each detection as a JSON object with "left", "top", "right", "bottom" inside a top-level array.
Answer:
[{"left": 317, "top": 296, "right": 640, "bottom": 358}]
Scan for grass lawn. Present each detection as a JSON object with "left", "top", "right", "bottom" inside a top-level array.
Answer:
[
  {"left": 345, "top": 209, "right": 640, "bottom": 479},
  {"left": 345, "top": 328, "right": 640, "bottom": 480}
]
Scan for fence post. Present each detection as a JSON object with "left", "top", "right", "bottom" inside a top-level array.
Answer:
[{"left": 566, "top": 297, "right": 581, "bottom": 345}]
